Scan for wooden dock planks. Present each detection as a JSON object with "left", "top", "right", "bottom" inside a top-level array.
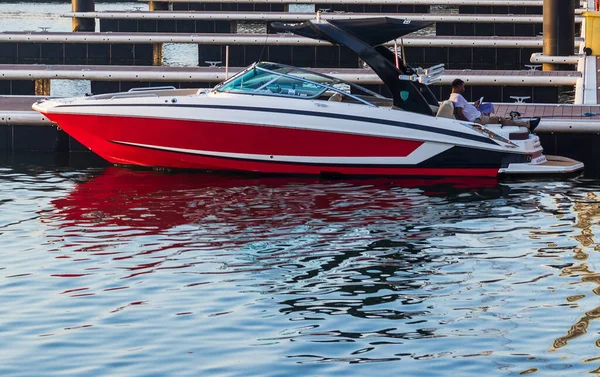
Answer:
[{"left": 494, "top": 104, "right": 600, "bottom": 119}]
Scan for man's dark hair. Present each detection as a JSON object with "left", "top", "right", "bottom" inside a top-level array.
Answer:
[{"left": 451, "top": 79, "right": 464, "bottom": 88}]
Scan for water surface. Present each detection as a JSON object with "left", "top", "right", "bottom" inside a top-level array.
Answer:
[{"left": 1, "top": 164, "right": 599, "bottom": 376}]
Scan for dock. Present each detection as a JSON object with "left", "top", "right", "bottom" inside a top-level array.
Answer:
[
  {"left": 0, "top": 64, "right": 578, "bottom": 86},
  {"left": 0, "top": 96, "right": 51, "bottom": 126},
  {"left": 0, "top": 64, "right": 579, "bottom": 104},
  {"left": 138, "top": 0, "right": 587, "bottom": 15},
  {"left": 64, "top": 11, "right": 581, "bottom": 37},
  {"left": 2, "top": 32, "right": 580, "bottom": 48},
  {"left": 0, "top": 31, "right": 582, "bottom": 71}
]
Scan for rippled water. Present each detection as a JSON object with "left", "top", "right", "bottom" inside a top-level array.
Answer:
[
  {"left": 1, "top": 162, "right": 600, "bottom": 376},
  {"left": 0, "top": 2, "right": 140, "bottom": 32},
  {"left": 0, "top": 3, "right": 595, "bottom": 373}
]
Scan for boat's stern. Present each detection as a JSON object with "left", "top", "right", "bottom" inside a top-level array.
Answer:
[
  {"left": 500, "top": 155, "right": 584, "bottom": 177},
  {"left": 487, "top": 125, "right": 584, "bottom": 177}
]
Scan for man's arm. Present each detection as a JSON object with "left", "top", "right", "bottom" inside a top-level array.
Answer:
[{"left": 454, "top": 107, "right": 469, "bottom": 121}]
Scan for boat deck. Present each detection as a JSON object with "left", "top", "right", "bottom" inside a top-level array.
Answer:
[{"left": 543, "top": 156, "right": 585, "bottom": 167}]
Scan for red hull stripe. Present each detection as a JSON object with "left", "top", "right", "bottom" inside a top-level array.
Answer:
[
  {"left": 51, "top": 113, "right": 423, "bottom": 157},
  {"left": 44, "top": 113, "right": 500, "bottom": 177}
]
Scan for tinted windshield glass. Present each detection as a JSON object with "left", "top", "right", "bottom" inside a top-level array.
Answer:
[
  {"left": 215, "top": 63, "right": 384, "bottom": 106},
  {"left": 217, "top": 64, "right": 330, "bottom": 98}
]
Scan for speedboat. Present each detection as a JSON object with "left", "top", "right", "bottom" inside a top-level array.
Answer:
[{"left": 32, "top": 17, "right": 583, "bottom": 178}]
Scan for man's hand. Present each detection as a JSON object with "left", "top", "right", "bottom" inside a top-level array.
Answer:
[{"left": 474, "top": 99, "right": 481, "bottom": 108}]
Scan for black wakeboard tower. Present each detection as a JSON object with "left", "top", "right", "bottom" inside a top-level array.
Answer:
[{"left": 271, "top": 17, "right": 443, "bottom": 116}]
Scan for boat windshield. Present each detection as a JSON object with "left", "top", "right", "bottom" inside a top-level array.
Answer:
[{"left": 215, "top": 62, "right": 386, "bottom": 107}]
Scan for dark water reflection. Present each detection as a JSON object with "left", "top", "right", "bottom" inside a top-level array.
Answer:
[{"left": 2, "top": 166, "right": 600, "bottom": 376}]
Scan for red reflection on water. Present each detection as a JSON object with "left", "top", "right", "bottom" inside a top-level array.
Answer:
[
  {"left": 50, "top": 167, "right": 497, "bottom": 235},
  {"left": 111, "top": 301, "right": 146, "bottom": 313},
  {"left": 61, "top": 287, "right": 89, "bottom": 294},
  {"left": 103, "top": 286, "right": 129, "bottom": 292},
  {"left": 45, "top": 168, "right": 498, "bottom": 279}
]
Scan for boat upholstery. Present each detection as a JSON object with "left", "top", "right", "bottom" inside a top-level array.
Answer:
[{"left": 436, "top": 100, "right": 455, "bottom": 119}]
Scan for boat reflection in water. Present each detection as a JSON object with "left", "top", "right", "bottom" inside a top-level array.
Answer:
[
  {"left": 49, "top": 167, "right": 500, "bottom": 238},
  {"left": 41, "top": 168, "right": 599, "bottom": 373},
  {"left": 46, "top": 167, "right": 501, "bottom": 283}
]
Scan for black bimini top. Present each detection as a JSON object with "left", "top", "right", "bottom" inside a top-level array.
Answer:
[
  {"left": 273, "top": 17, "right": 431, "bottom": 47},
  {"left": 271, "top": 18, "right": 439, "bottom": 116}
]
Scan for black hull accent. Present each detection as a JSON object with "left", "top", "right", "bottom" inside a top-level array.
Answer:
[{"left": 419, "top": 146, "right": 528, "bottom": 168}]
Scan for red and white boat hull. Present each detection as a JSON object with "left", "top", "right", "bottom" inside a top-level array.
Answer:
[{"left": 33, "top": 91, "right": 582, "bottom": 178}]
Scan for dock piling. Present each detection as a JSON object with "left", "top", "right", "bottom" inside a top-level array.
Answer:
[
  {"left": 149, "top": 1, "right": 169, "bottom": 11},
  {"left": 153, "top": 43, "right": 163, "bottom": 66},
  {"left": 542, "top": 0, "right": 576, "bottom": 70},
  {"left": 34, "top": 79, "right": 50, "bottom": 96},
  {"left": 72, "top": 0, "right": 95, "bottom": 32}
]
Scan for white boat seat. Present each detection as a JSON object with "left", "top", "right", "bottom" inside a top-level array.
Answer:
[{"left": 436, "top": 100, "right": 455, "bottom": 119}]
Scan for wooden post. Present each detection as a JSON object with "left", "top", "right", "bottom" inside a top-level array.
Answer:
[
  {"left": 34, "top": 79, "right": 51, "bottom": 96},
  {"left": 542, "top": 0, "right": 575, "bottom": 71},
  {"left": 149, "top": 1, "right": 169, "bottom": 11},
  {"left": 153, "top": 43, "right": 163, "bottom": 66},
  {"left": 72, "top": 0, "right": 95, "bottom": 32}
]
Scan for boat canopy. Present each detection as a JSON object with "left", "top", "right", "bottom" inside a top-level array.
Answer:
[
  {"left": 216, "top": 62, "right": 386, "bottom": 107},
  {"left": 272, "top": 17, "right": 431, "bottom": 47},
  {"left": 271, "top": 18, "right": 440, "bottom": 116}
]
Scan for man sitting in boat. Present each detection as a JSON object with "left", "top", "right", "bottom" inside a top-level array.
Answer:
[{"left": 449, "top": 79, "right": 540, "bottom": 131}]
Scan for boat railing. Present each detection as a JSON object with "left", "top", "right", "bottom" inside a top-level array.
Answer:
[
  {"left": 128, "top": 86, "right": 177, "bottom": 92},
  {"left": 110, "top": 93, "right": 162, "bottom": 100}
]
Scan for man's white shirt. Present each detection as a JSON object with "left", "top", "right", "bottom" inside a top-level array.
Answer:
[{"left": 449, "top": 93, "right": 481, "bottom": 122}]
